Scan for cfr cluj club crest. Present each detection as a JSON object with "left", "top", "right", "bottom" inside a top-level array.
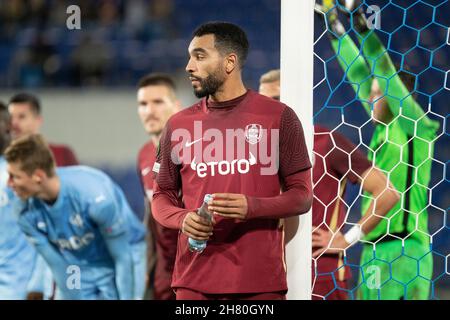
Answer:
[{"left": 245, "top": 124, "right": 263, "bottom": 145}]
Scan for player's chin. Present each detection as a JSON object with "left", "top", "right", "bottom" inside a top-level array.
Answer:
[
  {"left": 193, "top": 88, "right": 208, "bottom": 99},
  {"left": 14, "top": 190, "right": 29, "bottom": 200},
  {"left": 13, "top": 189, "right": 31, "bottom": 200},
  {"left": 192, "top": 82, "right": 202, "bottom": 91},
  {"left": 145, "top": 124, "right": 161, "bottom": 135}
]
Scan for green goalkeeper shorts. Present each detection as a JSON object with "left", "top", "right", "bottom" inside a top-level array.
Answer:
[{"left": 357, "top": 238, "right": 433, "bottom": 300}]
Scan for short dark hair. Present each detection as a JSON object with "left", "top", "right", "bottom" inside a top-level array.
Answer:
[
  {"left": 193, "top": 21, "right": 249, "bottom": 67},
  {"left": 8, "top": 93, "right": 41, "bottom": 115},
  {"left": 0, "top": 101, "right": 9, "bottom": 122},
  {"left": 0, "top": 102, "right": 10, "bottom": 155},
  {"left": 137, "top": 73, "right": 177, "bottom": 91}
]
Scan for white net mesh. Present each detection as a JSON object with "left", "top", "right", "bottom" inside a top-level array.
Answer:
[{"left": 312, "top": 0, "right": 449, "bottom": 300}]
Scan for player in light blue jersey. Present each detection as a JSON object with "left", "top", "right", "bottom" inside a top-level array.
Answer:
[
  {"left": 0, "top": 157, "right": 41, "bottom": 299},
  {"left": 4, "top": 134, "right": 147, "bottom": 300},
  {"left": 0, "top": 103, "right": 49, "bottom": 300}
]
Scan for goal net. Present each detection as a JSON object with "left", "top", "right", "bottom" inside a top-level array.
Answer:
[{"left": 310, "top": 0, "right": 449, "bottom": 300}]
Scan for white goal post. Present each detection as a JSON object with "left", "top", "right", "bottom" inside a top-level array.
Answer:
[{"left": 281, "top": 0, "right": 315, "bottom": 300}]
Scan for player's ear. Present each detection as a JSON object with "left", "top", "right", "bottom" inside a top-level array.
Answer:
[
  {"left": 38, "top": 115, "right": 43, "bottom": 125},
  {"left": 34, "top": 115, "right": 44, "bottom": 131},
  {"left": 225, "top": 53, "right": 237, "bottom": 74},
  {"left": 32, "top": 169, "right": 47, "bottom": 184}
]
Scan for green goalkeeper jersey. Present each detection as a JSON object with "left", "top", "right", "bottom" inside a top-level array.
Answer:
[
  {"left": 362, "top": 117, "right": 438, "bottom": 244},
  {"left": 331, "top": 30, "right": 440, "bottom": 245}
]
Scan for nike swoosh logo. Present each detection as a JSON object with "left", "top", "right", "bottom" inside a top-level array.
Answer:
[
  {"left": 141, "top": 167, "right": 152, "bottom": 176},
  {"left": 185, "top": 138, "right": 203, "bottom": 147},
  {"left": 95, "top": 194, "right": 106, "bottom": 203}
]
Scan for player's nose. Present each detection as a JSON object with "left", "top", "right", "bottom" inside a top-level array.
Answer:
[
  {"left": 11, "top": 120, "right": 21, "bottom": 131},
  {"left": 7, "top": 175, "right": 14, "bottom": 188},
  {"left": 145, "top": 105, "right": 154, "bottom": 116},
  {"left": 186, "top": 58, "right": 196, "bottom": 74}
]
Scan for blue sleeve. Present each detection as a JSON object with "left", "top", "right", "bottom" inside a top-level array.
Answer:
[
  {"left": 89, "top": 196, "right": 134, "bottom": 300},
  {"left": 26, "top": 254, "right": 47, "bottom": 293},
  {"left": 17, "top": 214, "right": 82, "bottom": 299},
  {"left": 102, "top": 233, "right": 134, "bottom": 300},
  {"left": 26, "top": 255, "right": 54, "bottom": 300}
]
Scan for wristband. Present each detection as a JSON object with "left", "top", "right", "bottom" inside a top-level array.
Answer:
[{"left": 344, "top": 225, "right": 365, "bottom": 245}]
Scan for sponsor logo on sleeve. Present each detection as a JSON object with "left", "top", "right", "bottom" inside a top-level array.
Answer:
[
  {"left": 95, "top": 194, "right": 106, "bottom": 203},
  {"left": 152, "top": 162, "right": 161, "bottom": 173}
]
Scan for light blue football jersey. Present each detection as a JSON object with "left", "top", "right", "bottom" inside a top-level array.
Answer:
[
  {"left": 15, "top": 166, "right": 146, "bottom": 299},
  {"left": 0, "top": 157, "right": 38, "bottom": 299}
]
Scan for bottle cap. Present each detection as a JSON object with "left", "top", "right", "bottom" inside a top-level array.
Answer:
[{"left": 203, "top": 194, "right": 213, "bottom": 204}]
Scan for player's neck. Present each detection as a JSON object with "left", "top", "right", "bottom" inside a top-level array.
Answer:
[
  {"left": 208, "top": 74, "right": 246, "bottom": 103},
  {"left": 39, "top": 175, "right": 61, "bottom": 204},
  {"left": 151, "top": 134, "right": 160, "bottom": 148}
]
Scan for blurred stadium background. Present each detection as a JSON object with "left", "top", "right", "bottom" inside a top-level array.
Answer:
[{"left": 0, "top": 0, "right": 448, "bottom": 299}]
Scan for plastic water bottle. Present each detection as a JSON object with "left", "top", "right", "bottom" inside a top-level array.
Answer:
[{"left": 188, "top": 194, "right": 213, "bottom": 253}]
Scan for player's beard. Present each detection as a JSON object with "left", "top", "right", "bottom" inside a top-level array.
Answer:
[{"left": 192, "top": 66, "right": 226, "bottom": 98}]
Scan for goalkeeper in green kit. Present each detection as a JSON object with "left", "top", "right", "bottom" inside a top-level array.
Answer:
[{"left": 316, "top": 0, "right": 440, "bottom": 299}]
